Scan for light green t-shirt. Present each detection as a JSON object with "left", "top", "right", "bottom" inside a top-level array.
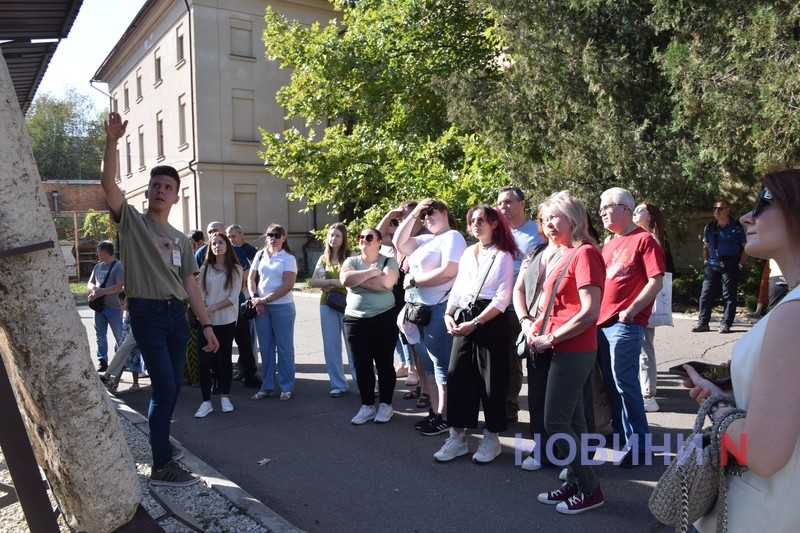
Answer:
[
  {"left": 343, "top": 254, "right": 399, "bottom": 318},
  {"left": 114, "top": 202, "right": 197, "bottom": 300}
]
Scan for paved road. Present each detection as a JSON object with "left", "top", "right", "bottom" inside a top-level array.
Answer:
[{"left": 79, "top": 295, "right": 749, "bottom": 532}]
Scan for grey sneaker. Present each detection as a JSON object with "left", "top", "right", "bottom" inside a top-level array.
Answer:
[
  {"left": 374, "top": 403, "right": 393, "bottom": 423},
  {"left": 351, "top": 404, "right": 377, "bottom": 425},
  {"left": 472, "top": 431, "right": 501, "bottom": 464},
  {"left": 434, "top": 434, "right": 469, "bottom": 462},
  {"left": 718, "top": 324, "right": 732, "bottom": 333},
  {"left": 149, "top": 462, "right": 200, "bottom": 487}
]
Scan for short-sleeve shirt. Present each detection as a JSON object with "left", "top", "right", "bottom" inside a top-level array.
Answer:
[
  {"left": 406, "top": 230, "right": 467, "bottom": 305},
  {"left": 251, "top": 249, "right": 297, "bottom": 305},
  {"left": 89, "top": 260, "right": 124, "bottom": 309},
  {"left": 198, "top": 264, "right": 243, "bottom": 325},
  {"left": 114, "top": 202, "right": 197, "bottom": 300},
  {"left": 533, "top": 243, "right": 604, "bottom": 352},
  {"left": 599, "top": 227, "right": 665, "bottom": 327},
  {"left": 342, "top": 255, "right": 399, "bottom": 318},
  {"left": 240, "top": 242, "right": 258, "bottom": 261},
  {"left": 512, "top": 219, "right": 546, "bottom": 278},
  {"left": 703, "top": 220, "right": 746, "bottom": 259}
]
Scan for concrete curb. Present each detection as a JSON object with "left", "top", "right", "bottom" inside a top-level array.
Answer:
[{"left": 111, "top": 398, "right": 302, "bottom": 533}]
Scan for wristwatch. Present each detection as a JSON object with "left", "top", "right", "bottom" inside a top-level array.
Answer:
[
  {"left": 546, "top": 333, "right": 556, "bottom": 346},
  {"left": 409, "top": 277, "right": 417, "bottom": 287},
  {"left": 472, "top": 318, "right": 482, "bottom": 329}
]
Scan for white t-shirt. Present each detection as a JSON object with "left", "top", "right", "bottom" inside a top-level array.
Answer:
[
  {"left": 252, "top": 249, "right": 297, "bottom": 305},
  {"left": 406, "top": 230, "right": 467, "bottom": 305}
]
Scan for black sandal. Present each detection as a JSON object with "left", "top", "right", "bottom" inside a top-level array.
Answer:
[
  {"left": 403, "top": 385, "right": 421, "bottom": 400},
  {"left": 416, "top": 393, "right": 431, "bottom": 409}
]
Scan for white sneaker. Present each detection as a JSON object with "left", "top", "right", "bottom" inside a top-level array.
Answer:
[
  {"left": 559, "top": 467, "right": 568, "bottom": 481},
  {"left": 643, "top": 396, "right": 660, "bottom": 412},
  {"left": 194, "top": 401, "right": 213, "bottom": 418},
  {"left": 472, "top": 430, "right": 501, "bottom": 464},
  {"left": 351, "top": 404, "right": 377, "bottom": 425},
  {"left": 374, "top": 403, "right": 393, "bottom": 423},
  {"left": 521, "top": 455, "right": 542, "bottom": 471},
  {"left": 434, "top": 433, "right": 469, "bottom": 462},
  {"left": 220, "top": 397, "right": 234, "bottom": 413}
]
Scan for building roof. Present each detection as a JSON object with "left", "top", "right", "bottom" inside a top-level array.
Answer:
[{"left": 0, "top": 0, "right": 84, "bottom": 113}]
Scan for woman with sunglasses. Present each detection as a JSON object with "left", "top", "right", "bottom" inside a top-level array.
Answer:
[
  {"left": 249, "top": 224, "right": 297, "bottom": 401},
  {"left": 195, "top": 232, "right": 243, "bottom": 417},
  {"left": 393, "top": 199, "right": 467, "bottom": 435},
  {"left": 684, "top": 171, "right": 800, "bottom": 532},
  {"left": 341, "top": 228, "right": 400, "bottom": 424},
  {"left": 631, "top": 202, "right": 674, "bottom": 413},
  {"left": 310, "top": 223, "right": 356, "bottom": 397},
  {"left": 434, "top": 205, "right": 518, "bottom": 463}
]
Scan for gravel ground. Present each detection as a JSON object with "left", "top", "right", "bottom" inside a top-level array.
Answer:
[{"left": 1, "top": 402, "right": 271, "bottom": 533}]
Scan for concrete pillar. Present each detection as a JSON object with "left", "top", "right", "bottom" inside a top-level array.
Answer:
[{"left": 0, "top": 52, "right": 140, "bottom": 531}]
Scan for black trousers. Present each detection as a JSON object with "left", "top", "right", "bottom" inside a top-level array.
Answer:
[
  {"left": 198, "top": 322, "right": 236, "bottom": 401},
  {"left": 234, "top": 316, "right": 258, "bottom": 380},
  {"left": 447, "top": 310, "right": 510, "bottom": 433},
  {"left": 343, "top": 308, "right": 398, "bottom": 405}
]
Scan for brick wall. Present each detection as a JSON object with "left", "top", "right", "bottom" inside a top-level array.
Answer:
[{"left": 41, "top": 181, "right": 108, "bottom": 213}]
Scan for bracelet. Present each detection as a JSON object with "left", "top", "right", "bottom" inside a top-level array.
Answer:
[
  {"left": 519, "top": 315, "right": 532, "bottom": 324},
  {"left": 202, "top": 324, "right": 213, "bottom": 330}
]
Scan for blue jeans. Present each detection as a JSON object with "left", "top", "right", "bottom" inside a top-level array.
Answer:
[
  {"left": 254, "top": 303, "right": 296, "bottom": 392},
  {"left": 320, "top": 304, "right": 355, "bottom": 391},
  {"left": 128, "top": 298, "right": 190, "bottom": 469},
  {"left": 411, "top": 302, "right": 452, "bottom": 384},
  {"left": 597, "top": 320, "right": 650, "bottom": 449},
  {"left": 94, "top": 305, "right": 123, "bottom": 362}
]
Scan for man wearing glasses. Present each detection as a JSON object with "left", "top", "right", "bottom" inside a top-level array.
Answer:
[{"left": 692, "top": 200, "right": 748, "bottom": 333}]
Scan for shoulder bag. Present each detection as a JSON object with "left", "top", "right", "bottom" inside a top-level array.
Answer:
[
  {"left": 453, "top": 251, "right": 497, "bottom": 324},
  {"left": 89, "top": 260, "right": 118, "bottom": 312},
  {"left": 649, "top": 394, "right": 747, "bottom": 532}
]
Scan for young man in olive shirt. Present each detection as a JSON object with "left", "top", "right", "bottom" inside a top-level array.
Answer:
[{"left": 101, "top": 112, "right": 219, "bottom": 486}]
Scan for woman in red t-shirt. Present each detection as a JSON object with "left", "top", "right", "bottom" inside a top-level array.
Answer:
[{"left": 526, "top": 191, "right": 606, "bottom": 515}]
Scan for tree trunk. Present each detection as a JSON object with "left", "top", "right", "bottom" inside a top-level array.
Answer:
[{"left": 0, "top": 52, "right": 140, "bottom": 531}]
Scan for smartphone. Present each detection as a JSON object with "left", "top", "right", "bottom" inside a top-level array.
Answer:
[{"left": 668, "top": 361, "right": 732, "bottom": 387}]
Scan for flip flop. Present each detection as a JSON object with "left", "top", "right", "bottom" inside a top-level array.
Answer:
[
  {"left": 403, "top": 386, "right": 421, "bottom": 400},
  {"left": 250, "top": 390, "right": 273, "bottom": 400}
]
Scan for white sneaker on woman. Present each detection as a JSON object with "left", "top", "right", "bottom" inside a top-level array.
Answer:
[
  {"left": 220, "top": 397, "right": 234, "bottom": 413},
  {"left": 472, "top": 430, "right": 501, "bottom": 464},
  {"left": 351, "top": 404, "right": 377, "bottom": 425},
  {"left": 194, "top": 401, "right": 213, "bottom": 418}
]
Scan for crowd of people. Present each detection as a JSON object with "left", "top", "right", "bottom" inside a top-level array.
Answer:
[{"left": 95, "top": 112, "right": 799, "bottom": 526}]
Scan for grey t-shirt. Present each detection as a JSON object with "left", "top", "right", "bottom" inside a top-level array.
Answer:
[{"left": 89, "top": 260, "right": 124, "bottom": 309}]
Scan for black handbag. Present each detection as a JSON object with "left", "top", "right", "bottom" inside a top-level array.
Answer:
[
  {"left": 88, "top": 260, "right": 118, "bottom": 312},
  {"left": 325, "top": 290, "right": 347, "bottom": 313},
  {"left": 404, "top": 302, "right": 431, "bottom": 326},
  {"left": 239, "top": 298, "right": 258, "bottom": 320}
]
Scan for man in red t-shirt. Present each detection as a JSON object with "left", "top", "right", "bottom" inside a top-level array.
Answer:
[{"left": 597, "top": 187, "right": 664, "bottom": 467}]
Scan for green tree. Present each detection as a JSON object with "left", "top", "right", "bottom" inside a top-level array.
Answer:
[
  {"left": 260, "top": 0, "right": 506, "bottom": 228},
  {"left": 25, "top": 89, "right": 105, "bottom": 181}
]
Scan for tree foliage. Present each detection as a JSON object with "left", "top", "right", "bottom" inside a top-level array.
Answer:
[
  {"left": 260, "top": 0, "right": 506, "bottom": 228},
  {"left": 26, "top": 89, "right": 105, "bottom": 181}
]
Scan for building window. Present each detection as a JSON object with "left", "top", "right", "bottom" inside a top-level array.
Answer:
[
  {"left": 178, "top": 94, "right": 188, "bottom": 147},
  {"left": 112, "top": 96, "right": 118, "bottom": 113},
  {"left": 125, "top": 136, "right": 132, "bottom": 175},
  {"left": 156, "top": 112, "right": 164, "bottom": 160},
  {"left": 136, "top": 68, "right": 143, "bottom": 102},
  {"left": 234, "top": 185, "right": 258, "bottom": 232},
  {"left": 123, "top": 82, "right": 129, "bottom": 111},
  {"left": 232, "top": 89, "right": 255, "bottom": 141},
  {"left": 176, "top": 26, "right": 185, "bottom": 65},
  {"left": 115, "top": 149, "right": 121, "bottom": 182},
  {"left": 138, "top": 126, "right": 145, "bottom": 169},
  {"left": 230, "top": 18, "right": 253, "bottom": 58},
  {"left": 154, "top": 49, "right": 162, "bottom": 85}
]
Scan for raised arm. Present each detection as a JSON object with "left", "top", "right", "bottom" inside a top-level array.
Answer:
[{"left": 101, "top": 112, "right": 128, "bottom": 221}]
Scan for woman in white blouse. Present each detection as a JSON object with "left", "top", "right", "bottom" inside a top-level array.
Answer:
[{"left": 195, "top": 232, "right": 243, "bottom": 417}]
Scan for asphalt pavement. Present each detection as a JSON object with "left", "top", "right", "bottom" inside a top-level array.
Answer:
[{"left": 79, "top": 293, "right": 752, "bottom": 533}]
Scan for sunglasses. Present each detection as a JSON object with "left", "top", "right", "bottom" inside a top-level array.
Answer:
[
  {"left": 751, "top": 188, "right": 774, "bottom": 218},
  {"left": 598, "top": 203, "right": 626, "bottom": 215},
  {"left": 266, "top": 232, "right": 283, "bottom": 239},
  {"left": 423, "top": 208, "right": 438, "bottom": 217},
  {"left": 633, "top": 206, "right": 648, "bottom": 215},
  {"left": 358, "top": 234, "right": 376, "bottom": 242},
  {"left": 712, "top": 206, "right": 729, "bottom": 212}
]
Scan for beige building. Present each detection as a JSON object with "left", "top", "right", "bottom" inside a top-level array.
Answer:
[{"left": 92, "top": 0, "right": 337, "bottom": 272}]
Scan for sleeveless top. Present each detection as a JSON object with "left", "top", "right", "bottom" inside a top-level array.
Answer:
[{"left": 696, "top": 286, "right": 800, "bottom": 532}]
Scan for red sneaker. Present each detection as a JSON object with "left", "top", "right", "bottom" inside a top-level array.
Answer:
[
  {"left": 537, "top": 483, "right": 579, "bottom": 505},
  {"left": 556, "top": 485, "right": 604, "bottom": 515}
]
